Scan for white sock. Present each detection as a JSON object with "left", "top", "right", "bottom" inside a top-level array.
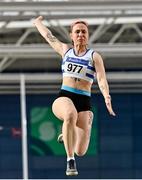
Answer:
[{"left": 67, "top": 157, "right": 75, "bottom": 161}]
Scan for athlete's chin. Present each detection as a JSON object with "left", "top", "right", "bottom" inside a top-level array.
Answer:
[{"left": 76, "top": 42, "right": 87, "bottom": 46}]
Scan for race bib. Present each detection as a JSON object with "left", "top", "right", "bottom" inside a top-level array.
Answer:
[{"left": 64, "top": 61, "right": 87, "bottom": 76}]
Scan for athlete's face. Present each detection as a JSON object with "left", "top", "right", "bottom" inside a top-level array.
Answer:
[{"left": 70, "top": 23, "right": 89, "bottom": 46}]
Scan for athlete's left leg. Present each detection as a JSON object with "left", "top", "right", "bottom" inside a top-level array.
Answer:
[{"left": 75, "top": 111, "right": 94, "bottom": 156}]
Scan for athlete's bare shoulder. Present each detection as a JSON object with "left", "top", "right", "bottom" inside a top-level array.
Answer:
[{"left": 62, "top": 44, "right": 72, "bottom": 57}]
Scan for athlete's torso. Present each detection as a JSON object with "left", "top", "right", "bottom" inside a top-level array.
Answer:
[{"left": 62, "top": 48, "right": 96, "bottom": 84}]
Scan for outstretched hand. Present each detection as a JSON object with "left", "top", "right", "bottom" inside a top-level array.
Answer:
[
  {"left": 33, "top": 16, "right": 44, "bottom": 25},
  {"left": 105, "top": 96, "right": 116, "bottom": 116}
]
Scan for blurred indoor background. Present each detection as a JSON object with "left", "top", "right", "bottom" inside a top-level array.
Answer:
[{"left": 0, "top": 0, "right": 142, "bottom": 179}]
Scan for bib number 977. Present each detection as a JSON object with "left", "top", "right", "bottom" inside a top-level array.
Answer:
[{"left": 67, "top": 63, "right": 83, "bottom": 73}]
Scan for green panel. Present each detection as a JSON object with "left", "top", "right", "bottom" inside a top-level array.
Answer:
[{"left": 30, "top": 106, "right": 98, "bottom": 156}]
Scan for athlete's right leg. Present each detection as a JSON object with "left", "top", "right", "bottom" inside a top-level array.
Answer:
[
  {"left": 52, "top": 97, "right": 78, "bottom": 159},
  {"left": 52, "top": 97, "right": 78, "bottom": 175}
]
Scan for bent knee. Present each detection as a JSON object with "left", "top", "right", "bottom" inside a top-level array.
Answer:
[
  {"left": 75, "top": 141, "right": 89, "bottom": 156},
  {"left": 75, "top": 149, "right": 87, "bottom": 156}
]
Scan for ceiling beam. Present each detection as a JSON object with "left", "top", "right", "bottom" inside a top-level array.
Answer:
[
  {"left": 0, "top": 72, "right": 141, "bottom": 94},
  {"left": 0, "top": 1, "right": 142, "bottom": 21},
  {"left": 0, "top": 1, "right": 142, "bottom": 11},
  {"left": 0, "top": 44, "right": 142, "bottom": 58}
]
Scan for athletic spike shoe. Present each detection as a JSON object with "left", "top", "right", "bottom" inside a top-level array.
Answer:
[
  {"left": 66, "top": 159, "right": 78, "bottom": 176},
  {"left": 57, "top": 133, "right": 63, "bottom": 143}
]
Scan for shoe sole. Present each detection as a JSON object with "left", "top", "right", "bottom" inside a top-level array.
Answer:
[
  {"left": 66, "top": 171, "right": 78, "bottom": 176},
  {"left": 57, "top": 134, "right": 63, "bottom": 143}
]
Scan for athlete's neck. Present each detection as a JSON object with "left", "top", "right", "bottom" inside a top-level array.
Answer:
[{"left": 74, "top": 45, "right": 87, "bottom": 56}]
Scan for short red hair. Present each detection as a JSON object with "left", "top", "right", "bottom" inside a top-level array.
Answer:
[{"left": 70, "top": 20, "right": 88, "bottom": 32}]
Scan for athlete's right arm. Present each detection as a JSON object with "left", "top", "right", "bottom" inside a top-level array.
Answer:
[{"left": 33, "top": 16, "right": 69, "bottom": 57}]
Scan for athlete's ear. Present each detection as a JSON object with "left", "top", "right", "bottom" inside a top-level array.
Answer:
[
  {"left": 70, "top": 32, "right": 73, "bottom": 40},
  {"left": 70, "top": 33, "right": 74, "bottom": 45}
]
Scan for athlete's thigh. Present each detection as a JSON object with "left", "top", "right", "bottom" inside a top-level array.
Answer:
[
  {"left": 76, "top": 111, "right": 93, "bottom": 130},
  {"left": 52, "top": 97, "right": 77, "bottom": 121}
]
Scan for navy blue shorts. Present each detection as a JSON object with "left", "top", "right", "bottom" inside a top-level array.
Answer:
[{"left": 58, "top": 89, "right": 91, "bottom": 112}]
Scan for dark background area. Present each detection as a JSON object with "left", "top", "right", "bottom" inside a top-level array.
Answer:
[{"left": 0, "top": 93, "right": 141, "bottom": 179}]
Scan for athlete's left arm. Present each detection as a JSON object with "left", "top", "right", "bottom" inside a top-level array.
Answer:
[{"left": 93, "top": 52, "right": 116, "bottom": 116}]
